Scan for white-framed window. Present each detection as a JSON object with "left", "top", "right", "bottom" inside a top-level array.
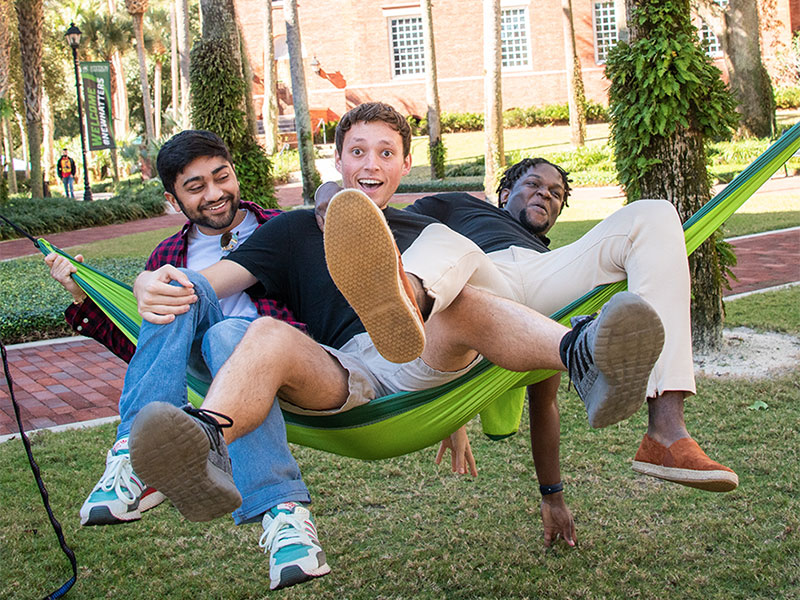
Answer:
[
  {"left": 593, "top": 1, "right": 618, "bottom": 64},
  {"left": 501, "top": 7, "right": 530, "bottom": 68},
  {"left": 699, "top": 21, "right": 723, "bottom": 57},
  {"left": 389, "top": 16, "right": 425, "bottom": 77}
]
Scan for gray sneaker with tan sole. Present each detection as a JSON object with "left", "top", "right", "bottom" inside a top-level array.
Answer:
[{"left": 129, "top": 402, "right": 241, "bottom": 522}]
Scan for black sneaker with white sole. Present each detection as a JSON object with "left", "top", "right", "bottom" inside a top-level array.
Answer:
[
  {"left": 129, "top": 402, "right": 242, "bottom": 522},
  {"left": 560, "top": 291, "right": 665, "bottom": 428}
]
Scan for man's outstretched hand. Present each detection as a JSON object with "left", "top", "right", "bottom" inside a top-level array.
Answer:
[
  {"left": 314, "top": 182, "right": 344, "bottom": 232},
  {"left": 541, "top": 492, "right": 576, "bottom": 548}
]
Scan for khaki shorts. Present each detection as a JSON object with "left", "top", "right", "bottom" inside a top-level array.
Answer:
[{"left": 279, "top": 332, "right": 482, "bottom": 416}]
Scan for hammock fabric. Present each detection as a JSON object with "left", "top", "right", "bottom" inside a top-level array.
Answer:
[{"left": 34, "top": 123, "right": 800, "bottom": 460}]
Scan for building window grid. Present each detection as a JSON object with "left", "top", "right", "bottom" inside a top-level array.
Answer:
[
  {"left": 390, "top": 16, "right": 426, "bottom": 77},
  {"left": 593, "top": 1, "right": 618, "bottom": 65},
  {"left": 699, "top": 21, "right": 723, "bottom": 57},
  {"left": 501, "top": 8, "right": 530, "bottom": 68}
]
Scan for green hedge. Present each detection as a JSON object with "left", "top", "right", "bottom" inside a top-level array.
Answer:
[
  {"left": 775, "top": 86, "right": 800, "bottom": 109},
  {"left": 0, "top": 257, "right": 144, "bottom": 344},
  {"left": 0, "top": 180, "right": 166, "bottom": 240}
]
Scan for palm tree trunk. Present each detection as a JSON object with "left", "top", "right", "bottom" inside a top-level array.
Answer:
[
  {"left": 422, "top": 0, "right": 444, "bottom": 179},
  {"left": 262, "top": 0, "right": 278, "bottom": 154},
  {"left": 14, "top": 0, "right": 43, "bottom": 197},
  {"left": 16, "top": 113, "right": 30, "bottom": 178},
  {"left": 561, "top": 0, "right": 586, "bottom": 146},
  {"left": 483, "top": 0, "right": 504, "bottom": 201},
  {"left": 3, "top": 116, "right": 17, "bottom": 193},
  {"left": 285, "top": 0, "right": 320, "bottom": 204},
  {"left": 176, "top": 0, "right": 191, "bottom": 127},
  {"left": 154, "top": 61, "right": 162, "bottom": 139},
  {"left": 133, "top": 14, "right": 155, "bottom": 144},
  {"left": 170, "top": 1, "right": 179, "bottom": 121},
  {"left": 41, "top": 87, "right": 53, "bottom": 189}
]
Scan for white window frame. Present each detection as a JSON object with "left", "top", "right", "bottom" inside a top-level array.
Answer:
[
  {"left": 698, "top": 20, "right": 723, "bottom": 58},
  {"left": 387, "top": 13, "right": 426, "bottom": 79},
  {"left": 592, "top": 1, "right": 618, "bottom": 65},
  {"left": 500, "top": 6, "right": 531, "bottom": 70}
]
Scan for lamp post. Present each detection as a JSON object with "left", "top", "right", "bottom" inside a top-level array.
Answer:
[{"left": 65, "top": 23, "right": 92, "bottom": 202}]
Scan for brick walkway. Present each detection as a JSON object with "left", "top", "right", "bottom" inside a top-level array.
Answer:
[{"left": 1, "top": 185, "right": 799, "bottom": 439}]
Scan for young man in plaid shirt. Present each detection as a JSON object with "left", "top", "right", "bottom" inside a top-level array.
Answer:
[{"left": 45, "top": 130, "right": 328, "bottom": 590}]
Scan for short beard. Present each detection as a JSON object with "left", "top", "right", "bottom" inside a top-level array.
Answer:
[
  {"left": 518, "top": 208, "right": 548, "bottom": 235},
  {"left": 176, "top": 193, "right": 240, "bottom": 231}
]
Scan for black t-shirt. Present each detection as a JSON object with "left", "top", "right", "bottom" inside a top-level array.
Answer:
[
  {"left": 405, "top": 192, "right": 551, "bottom": 254},
  {"left": 224, "top": 207, "right": 436, "bottom": 349}
]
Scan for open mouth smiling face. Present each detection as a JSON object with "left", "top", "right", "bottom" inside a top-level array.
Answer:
[{"left": 336, "top": 120, "right": 411, "bottom": 209}]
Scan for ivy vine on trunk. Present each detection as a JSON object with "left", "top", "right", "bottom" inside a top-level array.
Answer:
[{"left": 605, "top": 0, "right": 738, "bottom": 352}]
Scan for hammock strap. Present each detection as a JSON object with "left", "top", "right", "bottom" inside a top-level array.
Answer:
[{"left": 1, "top": 341, "right": 78, "bottom": 599}]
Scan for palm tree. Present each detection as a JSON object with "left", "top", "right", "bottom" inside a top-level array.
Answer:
[
  {"left": 284, "top": 0, "right": 320, "bottom": 204},
  {"left": 105, "top": 0, "right": 130, "bottom": 138},
  {"left": 145, "top": 7, "right": 171, "bottom": 139},
  {"left": 421, "top": 0, "right": 444, "bottom": 179},
  {"left": 483, "top": 0, "right": 504, "bottom": 201},
  {"left": 561, "top": 0, "right": 586, "bottom": 146},
  {"left": 175, "top": 0, "right": 190, "bottom": 127},
  {"left": 261, "top": 0, "right": 278, "bottom": 154},
  {"left": 125, "top": 0, "right": 155, "bottom": 146},
  {"left": 14, "top": 0, "right": 44, "bottom": 198},
  {"left": 0, "top": 0, "right": 17, "bottom": 193}
]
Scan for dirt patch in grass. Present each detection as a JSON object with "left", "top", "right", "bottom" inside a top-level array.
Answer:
[{"left": 694, "top": 326, "right": 800, "bottom": 378}]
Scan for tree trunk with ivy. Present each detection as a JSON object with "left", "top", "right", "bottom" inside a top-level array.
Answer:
[
  {"left": 607, "top": 0, "right": 738, "bottom": 352},
  {"left": 261, "top": 0, "right": 279, "bottom": 155},
  {"left": 0, "top": 0, "right": 16, "bottom": 194},
  {"left": 422, "top": 0, "right": 445, "bottom": 179},
  {"left": 14, "top": 0, "right": 43, "bottom": 198},
  {"left": 285, "top": 0, "right": 320, "bottom": 205},
  {"left": 191, "top": 0, "right": 276, "bottom": 207},
  {"left": 561, "top": 0, "right": 586, "bottom": 147},
  {"left": 483, "top": 0, "right": 504, "bottom": 202}
]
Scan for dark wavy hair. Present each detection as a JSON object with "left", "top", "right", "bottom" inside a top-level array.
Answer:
[
  {"left": 335, "top": 102, "right": 412, "bottom": 158},
  {"left": 156, "top": 130, "right": 233, "bottom": 196},
  {"left": 496, "top": 157, "right": 572, "bottom": 210}
]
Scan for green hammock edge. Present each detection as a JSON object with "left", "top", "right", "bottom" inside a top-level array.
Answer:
[{"left": 35, "top": 122, "right": 800, "bottom": 460}]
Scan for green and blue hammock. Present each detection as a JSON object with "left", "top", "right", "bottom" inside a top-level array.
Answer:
[{"left": 30, "top": 123, "right": 800, "bottom": 460}]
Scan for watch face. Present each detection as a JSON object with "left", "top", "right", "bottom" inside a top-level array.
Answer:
[{"left": 220, "top": 231, "right": 239, "bottom": 252}]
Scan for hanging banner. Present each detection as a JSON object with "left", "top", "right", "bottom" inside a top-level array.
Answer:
[{"left": 80, "top": 61, "right": 115, "bottom": 150}]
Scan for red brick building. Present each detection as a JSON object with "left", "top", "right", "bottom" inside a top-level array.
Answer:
[{"left": 235, "top": 0, "right": 799, "bottom": 123}]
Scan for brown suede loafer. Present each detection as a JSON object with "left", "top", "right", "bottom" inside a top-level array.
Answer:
[{"left": 632, "top": 434, "right": 739, "bottom": 492}]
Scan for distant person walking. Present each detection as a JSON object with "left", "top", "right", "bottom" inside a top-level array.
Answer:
[{"left": 57, "top": 149, "right": 76, "bottom": 198}]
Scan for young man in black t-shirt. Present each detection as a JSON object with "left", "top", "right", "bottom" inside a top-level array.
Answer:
[{"left": 128, "top": 103, "right": 663, "bottom": 563}]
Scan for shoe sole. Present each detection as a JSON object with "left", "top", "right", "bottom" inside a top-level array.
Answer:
[
  {"left": 324, "top": 189, "right": 425, "bottom": 364},
  {"left": 80, "top": 489, "right": 166, "bottom": 526},
  {"left": 129, "top": 402, "right": 242, "bottom": 522},
  {"left": 632, "top": 461, "right": 739, "bottom": 492},
  {"left": 588, "top": 292, "right": 665, "bottom": 428},
  {"left": 272, "top": 563, "right": 332, "bottom": 590}
]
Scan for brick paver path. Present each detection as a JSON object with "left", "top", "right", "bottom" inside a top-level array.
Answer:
[{"left": 2, "top": 184, "right": 799, "bottom": 438}]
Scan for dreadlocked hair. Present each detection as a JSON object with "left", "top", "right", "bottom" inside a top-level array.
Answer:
[{"left": 496, "top": 158, "right": 572, "bottom": 210}]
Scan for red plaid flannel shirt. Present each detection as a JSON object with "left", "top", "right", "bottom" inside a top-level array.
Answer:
[{"left": 64, "top": 201, "right": 305, "bottom": 362}]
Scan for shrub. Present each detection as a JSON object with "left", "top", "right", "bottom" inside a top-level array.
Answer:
[
  {"left": 0, "top": 180, "right": 165, "bottom": 240},
  {"left": 775, "top": 85, "right": 800, "bottom": 109}
]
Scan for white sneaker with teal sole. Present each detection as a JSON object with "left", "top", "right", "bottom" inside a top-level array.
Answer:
[
  {"left": 259, "top": 502, "right": 331, "bottom": 590},
  {"left": 80, "top": 438, "right": 166, "bottom": 526}
]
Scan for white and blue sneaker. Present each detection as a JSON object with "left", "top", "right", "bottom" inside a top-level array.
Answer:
[
  {"left": 80, "top": 438, "right": 166, "bottom": 526},
  {"left": 259, "top": 502, "right": 331, "bottom": 590}
]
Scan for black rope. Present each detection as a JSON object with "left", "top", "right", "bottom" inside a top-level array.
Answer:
[
  {"left": 0, "top": 211, "right": 40, "bottom": 246},
  {"left": 1, "top": 340, "right": 77, "bottom": 599}
]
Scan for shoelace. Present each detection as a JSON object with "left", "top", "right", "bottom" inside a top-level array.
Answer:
[
  {"left": 258, "top": 513, "right": 314, "bottom": 555},
  {"left": 182, "top": 406, "right": 233, "bottom": 452},
  {"left": 99, "top": 452, "right": 139, "bottom": 504}
]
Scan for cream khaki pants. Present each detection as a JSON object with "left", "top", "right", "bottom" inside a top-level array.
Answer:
[{"left": 401, "top": 199, "right": 695, "bottom": 398}]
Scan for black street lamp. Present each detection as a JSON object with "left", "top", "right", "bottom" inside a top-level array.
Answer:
[{"left": 65, "top": 22, "right": 92, "bottom": 202}]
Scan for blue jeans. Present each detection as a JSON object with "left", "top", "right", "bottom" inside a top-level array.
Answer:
[
  {"left": 63, "top": 175, "right": 74, "bottom": 198},
  {"left": 117, "top": 269, "right": 310, "bottom": 524}
]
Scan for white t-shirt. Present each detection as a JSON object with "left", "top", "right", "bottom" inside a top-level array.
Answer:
[{"left": 186, "top": 209, "right": 260, "bottom": 319}]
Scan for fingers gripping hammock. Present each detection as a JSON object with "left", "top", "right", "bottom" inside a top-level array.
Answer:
[{"left": 29, "top": 123, "right": 800, "bottom": 460}]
